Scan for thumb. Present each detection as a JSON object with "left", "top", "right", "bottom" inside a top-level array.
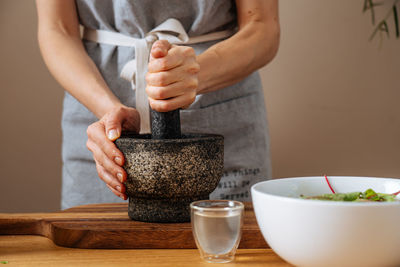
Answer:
[
  {"left": 151, "top": 40, "right": 171, "bottom": 59},
  {"left": 104, "top": 112, "right": 123, "bottom": 141}
]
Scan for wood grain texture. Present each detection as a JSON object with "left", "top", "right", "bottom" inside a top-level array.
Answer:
[
  {"left": 0, "top": 235, "right": 291, "bottom": 267},
  {"left": 0, "top": 202, "right": 268, "bottom": 249}
]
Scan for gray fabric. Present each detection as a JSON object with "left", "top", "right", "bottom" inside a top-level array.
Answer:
[{"left": 61, "top": 0, "right": 271, "bottom": 209}]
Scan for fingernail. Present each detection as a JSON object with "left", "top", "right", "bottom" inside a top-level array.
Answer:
[
  {"left": 107, "top": 129, "right": 118, "bottom": 140},
  {"left": 117, "top": 172, "right": 123, "bottom": 182},
  {"left": 115, "top": 156, "right": 123, "bottom": 166},
  {"left": 116, "top": 185, "right": 121, "bottom": 192}
]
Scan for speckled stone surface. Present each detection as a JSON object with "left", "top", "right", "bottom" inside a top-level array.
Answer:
[
  {"left": 128, "top": 195, "right": 209, "bottom": 223},
  {"left": 115, "top": 133, "right": 224, "bottom": 223},
  {"left": 151, "top": 109, "right": 181, "bottom": 139}
]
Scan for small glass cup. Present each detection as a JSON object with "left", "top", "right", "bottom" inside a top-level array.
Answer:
[{"left": 190, "top": 200, "right": 244, "bottom": 263}]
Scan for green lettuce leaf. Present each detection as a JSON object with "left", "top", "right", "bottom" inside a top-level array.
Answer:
[{"left": 302, "top": 189, "right": 398, "bottom": 202}]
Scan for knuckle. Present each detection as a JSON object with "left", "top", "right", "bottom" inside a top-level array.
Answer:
[
  {"left": 189, "top": 92, "right": 196, "bottom": 104},
  {"left": 105, "top": 120, "right": 118, "bottom": 130},
  {"left": 156, "top": 88, "right": 167, "bottom": 99},
  {"left": 111, "top": 148, "right": 120, "bottom": 157},
  {"left": 113, "top": 167, "right": 123, "bottom": 179},
  {"left": 187, "top": 78, "right": 199, "bottom": 90},
  {"left": 148, "top": 98, "right": 155, "bottom": 109},
  {"left": 156, "top": 101, "right": 170, "bottom": 112},
  {"left": 183, "top": 46, "right": 195, "bottom": 57},
  {"left": 159, "top": 58, "right": 169, "bottom": 70},
  {"left": 148, "top": 98, "right": 160, "bottom": 111},
  {"left": 96, "top": 164, "right": 106, "bottom": 178},
  {"left": 187, "top": 63, "right": 200, "bottom": 74},
  {"left": 112, "top": 147, "right": 123, "bottom": 160},
  {"left": 103, "top": 144, "right": 114, "bottom": 159},
  {"left": 86, "top": 124, "right": 94, "bottom": 137},
  {"left": 86, "top": 140, "right": 92, "bottom": 151},
  {"left": 152, "top": 40, "right": 162, "bottom": 48},
  {"left": 161, "top": 40, "right": 170, "bottom": 46},
  {"left": 110, "top": 168, "right": 120, "bottom": 180},
  {"left": 102, "top": 153, "right": 114, "bottom": 169},
  {"left": 147, "top": 86, "right": 165, "bottom": 99},
  {"left": 145, "top": 86, "right": 154, "bottom": 98},
  {"left": 187, "top": 66, "right": 198, "bottom": 74},
  {"left": 96, "top": 154, "right": 106, "bottom": 169},
  {"left": 145, "top": 73, "right": 151, "bottom": 83},
  {"left": 104, "top": 113, "right": 114, "bottom": 125},
  {"left": 115, "top": 105, "right": 124, "bottom": 114},
  {"left": 156, "top": 73, "right": 168, "bottom": 86},
  {"left": 155, "top": 40, "right": 168, "bottom": 48}
]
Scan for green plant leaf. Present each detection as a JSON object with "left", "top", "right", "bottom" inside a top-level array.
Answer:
[
  {"left": 363, "top": 0, "right": 384, "bottom": 24},
  {"left": 302, "top": 188, "right": 399, "bottom": 202},
  {"left": 393, "top": 5, "right": 399, "bottom": 38},
  {"left": 363, "top": 0, "right": 376, "bottom": 24},
  {"left": 303, "top": 192, "right": 362, "bottom": 201},
  {"left": 377, "top": 193, "right": 397, "bottom": 202},
  {"left": 379, "top": 20, "right": 390, "bottom": 37},
  {"left": 364, "top": 188, "right": 377, "bottom": 198}
]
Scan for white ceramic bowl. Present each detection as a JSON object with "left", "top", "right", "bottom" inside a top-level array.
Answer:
[{"left": 251, "top": 176, "right": 400, "bottom": 267}]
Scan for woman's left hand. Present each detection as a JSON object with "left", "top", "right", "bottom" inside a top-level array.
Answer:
[{"left": 146, "top": 40, "right": 200, "bottom": 112}]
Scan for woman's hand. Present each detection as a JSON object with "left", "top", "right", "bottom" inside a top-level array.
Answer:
[
  {"left": 86, "top": 105, "right": 140, "bottom": 200},
  {"left": 146, "top": 40, "right": 200, "bottom": 111}
]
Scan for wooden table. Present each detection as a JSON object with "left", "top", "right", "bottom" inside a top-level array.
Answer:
[
  {"left": 0, "top": 235, "right": 291, "bottom": 266},
  {"left": 0, "top": 203, "right": 268, "bottom": 249},
  {"left": 0, "top": 203, "right": 292, "bottom": 266}
]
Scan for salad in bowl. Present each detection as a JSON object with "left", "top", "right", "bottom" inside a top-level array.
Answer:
[{"left": 251, "top": 176, "right": 400, "bottom": 267}]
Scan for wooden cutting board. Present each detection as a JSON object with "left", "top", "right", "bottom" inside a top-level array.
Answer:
[{"left": 0, "top": 203, "right": 268, "bottom": 249}]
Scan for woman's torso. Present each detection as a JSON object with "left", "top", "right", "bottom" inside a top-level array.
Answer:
[{"left": 60, "top": 0, "right": 271, "bottom": 209}]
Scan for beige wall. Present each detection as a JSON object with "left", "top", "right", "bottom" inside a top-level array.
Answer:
[
  {"left": 1, "top": 1, "right": 399, "bottom": 212},
  {"left": 0, "top": 0, "right": 63, "bottom": 212},
  {"left": 261, "top": 1, "right": 400, "bottom": 178}
]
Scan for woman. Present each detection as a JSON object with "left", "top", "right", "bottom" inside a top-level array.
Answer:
[{"left": 36, "top": 0, "right": 280, "bottom": 209}]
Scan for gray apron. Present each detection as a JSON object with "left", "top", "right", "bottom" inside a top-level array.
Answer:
[{"left": 61, "top": 0, "right": 271, "bottom": 209}]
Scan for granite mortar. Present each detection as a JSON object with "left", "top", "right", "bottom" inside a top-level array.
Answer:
[{"left": 115, "top": 132, "right": 224, "bottom": 223}]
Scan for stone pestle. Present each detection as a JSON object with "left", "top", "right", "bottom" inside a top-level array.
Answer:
[
  {"left": 150, "top": 109, "right": 181, "bottom": 139},
  {"left": 115, "top": 106, "right": 224, "bottom": 223}
]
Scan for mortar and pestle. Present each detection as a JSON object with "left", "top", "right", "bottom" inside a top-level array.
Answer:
[{"left": 115, "top": 109, "right": 224, "bottom": 223}]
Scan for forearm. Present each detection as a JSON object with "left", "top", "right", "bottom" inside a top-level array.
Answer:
[
  {"left": 197, "top": 1, "right": 280, "bottom": 94},
  {"left": 38, "top": 27, "right": 121, "bottom": 118}
]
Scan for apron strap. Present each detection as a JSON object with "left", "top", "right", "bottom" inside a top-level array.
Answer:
[{"left": 82, "top": 18, "right": 235, "bottom": 134}]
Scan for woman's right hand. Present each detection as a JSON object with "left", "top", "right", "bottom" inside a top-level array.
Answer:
[{"left": 86, "top": 105, "right": 140, "bottom": 200}]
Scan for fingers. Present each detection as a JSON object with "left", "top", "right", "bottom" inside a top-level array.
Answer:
[
  {"left": 86, "top": 118, "right": 127, "bottom": 199},
  {"left": 151, "top": 40, "right": 171, "bottom": 59},
  {"left": 96, "top": 162, "right": 127, "bottom": 200},
  {"left": 146, "top": 78, "right": 198, "bottom": 100},
  {"left": 146, "top": 45, "right": 199, "bottom": 111},
  {"left": 103, "top": 106, "right": 140, "bottom": 141},
  {"left": 103, "top": 109, "right": 123, "bottom": 141},
  {"left": 148, "top": 90, "right": 197, "bottom": 112},
  {"left": 86, "top": 138, "right": 126, "bottom": 183},
  {"left": 148, "top": 46, "right": 184, "bottom": 73},
  {"left": 146, "top": 59, "right": 200, "bottom": 87},
  {"left": 87, "top": 122, "right": 125, "bottom": 167},
  {"left": 107, "top": 184, "right": 127, "bottom": 200},
  {"left": 86, "top": 105, "right": 141, "bottom": 200}
]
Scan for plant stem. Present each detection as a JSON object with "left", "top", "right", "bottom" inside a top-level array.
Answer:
[
  {"left": 324, "top": 175, "right": 336, "bottom": 194},
  {"left": 369, "top": 0, "right": 400, "bottom": 40},
  {"left": 392, "top": 190, "right": 400, "bottom": 196}
]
